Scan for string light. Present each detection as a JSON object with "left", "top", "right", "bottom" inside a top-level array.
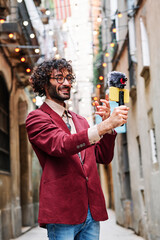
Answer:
[
  {"left": 30, "top": 33, "right": 35, "bottom": 39},
  {"left": 97, "top": 16, "right": 102, "bottom": 23},
  {"left": 110, "top": 42, "right": 115, "bottom": 47},
  {"left": 53, "top": 47, "right": 57, "bottom": 52},
  {"left": 49, "top": 30, "right": 54, "bottom": 36},
  {"left": 8, "top": 33, "right": 14, "bottom": 38},
  {"left": 117, "top": 12, "right": 123, "bottom": 18},
  {"left": 45, "top": 10, "right": 51, "bottom": 16},
  {"left": 0, "top": 19, "right": 5, "bottom": 24},
  {"left": 15, "top": 47, "right": 20, "bottom": 52},
  {"left": 96, "top": 84, "right": 101, "bottom": 89},
  {"left": 102, "top": 63, "right": 107, "bottom": 67},
  {"left": 93, "top": 96, "right": 98, "bottom": 101},
  {"left": 32, "top": 98, "right": 36, "bottom": 103},
  {"left": 112, "top": 28, "right": 117, "bottom": 33},
  {"left": 23, "top": 21, "right": 29, "bottom": 26},
  {"left": 105, "top": 52, "right": 110, "bottom": 57},
  {"left": 26, "top": 68, "right": 31, "bottom": 73},
  {"left": 96, "top": 6, "right": 139, "bottom": 26},
  {"left": 21, "top": 57, "right": 26, "bottom": 62},
  {"left": 35, "top": 48, "right": 40, "bottom": 53},
  {"left": 55, "top": 54, "right": 60, "bottom": 59},
  {"left": 93, "top": 30, "right": 98, "bottom": 35},
  {"left": 99, "top": 76, "right": 104, "bottom": 81},
  {"left": 93, "top": 38, "right": 127, "bottom": 56},
  {"left": 0, "top": 3, "right": 135, "bottom": 70}
]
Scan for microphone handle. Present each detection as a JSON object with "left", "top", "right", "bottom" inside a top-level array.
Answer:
[
  {"left": 119, "top": 90, "right": 124, "bottom": 106},
  {"left": 119, "top": 91, "right": 124, "bottom": 126}
]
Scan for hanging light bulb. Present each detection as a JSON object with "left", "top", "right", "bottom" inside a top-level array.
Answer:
[
  {"left": 112, "top": 28, "right": 117, "bottom": 33},
  {"left": 49, "top": 30, "right": 54, "bottom": 36},
  {"left": 23, "top": 21, "right": 29, "bottom": 26},
  {"left": 55, "top": 54, "right": 60, "bottom": 59},
  {"left": 8, "top": 33, "right": 14, "bottom": 38},
  {"left": 0, "top": 18, "right": 5, "bottom": 24},
  {"left": 93, "top": 30, "right": 98, "bottom": 35},
  {"left": 117, "top": 12, "right": 123, "bottom": 18},
  {"left": 96, "top": 84, "right": 101, "bottom": 89},
  {"left": 105, "top": 52, "right": 110, "bottom": 57},
  {"left": 45, "top": 10, "right": 51, "bottom": 16},
  {"left": 97, "top": 16, "right": 102, "bottom": 23},
  {"left": 21, "top": 57, "right": 26, "bottom": 62},
  {"left": 93, "top": 96, "right": 98, "bottom": 101},
  {"left": 99, "top": 76, "right": 104, "bottom": 81},
  {"left": 17, "top": 0, "right": 23, "bottom": 2},
  {"left": 35, "top": 48, "right": 40, "bottom": 53},
  {"left": 30, "top": 33, "right": 35, "bottom": 39},
  {"left": 15, "top": 47, "right": 20, "bottom": 52},
  {"left": 102, "top": 63, "right": 107, "bottom": 67},
  {"left": 32, "top": 98, "right": 36, "bottom": 103},
  {"left": 26, "top": 68, "right": 31, "bottom": 73},
  {"left": 52, "top": 47, "right": 57, "bottom": 52},
  {"left": 110, "top": 42, "right": 115, "bottom": 47}
]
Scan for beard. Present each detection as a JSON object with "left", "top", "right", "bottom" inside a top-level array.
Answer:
[{"left": 47, "top": 83, "right": 71, "bottom": 102}]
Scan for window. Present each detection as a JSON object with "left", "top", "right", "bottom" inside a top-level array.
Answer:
[
  {"left": 0, "top": 75, "right": 10, "bottom": 172},
  {"left": 148, "top": 109, "right": 158, "bottom": 166},
  {"left": 128, "top": 40, "right": 137, "bottom": 89},
  {"left": 137, "top": 136, "right": 143, "bottom": 178},
  {"left": 127, "top": 4, "right": 137, "bottom": 100},
  {"left": 140, "top": 17, "right": 150, "bottom": 67},
  {"left": 149, "top": 128, "right": 158, "bottom": 164},
  {"left": 140, "top": 17, "right": 151, "bottom": 85}
]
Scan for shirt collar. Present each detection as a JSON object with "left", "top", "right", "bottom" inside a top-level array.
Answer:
[{"left": 45, "top": 99, "right": 72, "bottom": 118}]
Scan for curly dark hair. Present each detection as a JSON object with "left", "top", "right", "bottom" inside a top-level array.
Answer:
[{"left": 30, "top": 58, "right": 73, "bottom": 96}]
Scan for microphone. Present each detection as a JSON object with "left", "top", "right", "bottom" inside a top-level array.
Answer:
[{"left": 108, "top": 71, "right": 129, "bottom": 106}]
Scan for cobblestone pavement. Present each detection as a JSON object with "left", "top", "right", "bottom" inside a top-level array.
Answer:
[{"left": 11, "top": 209, "right": 145, "bottom": 240}]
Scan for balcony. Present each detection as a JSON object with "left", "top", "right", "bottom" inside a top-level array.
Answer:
[
  {"left": 0, "top": 0, "right": 10, "bottom": 20},
  {"left": 0, "top": 0, "right": 40, "bottom": 88}
]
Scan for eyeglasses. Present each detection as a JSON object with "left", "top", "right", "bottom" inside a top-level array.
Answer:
[{"left": 51, "top": 74, "right": 76, "bottom": 84}]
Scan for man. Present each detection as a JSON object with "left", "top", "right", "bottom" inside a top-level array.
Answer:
[{"left": 26, "top": 58, "right": 129, "bottom": 240}]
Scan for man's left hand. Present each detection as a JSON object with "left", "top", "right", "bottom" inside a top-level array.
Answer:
[{"left": 95, "top": 95, "right": 111, "bottom": 121}]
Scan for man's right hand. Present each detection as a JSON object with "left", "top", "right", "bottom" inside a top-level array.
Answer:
[{"left": 97, "top": 105, "right": 129, "bottom": 136}]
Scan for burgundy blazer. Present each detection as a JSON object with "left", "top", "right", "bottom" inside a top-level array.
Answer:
[{"left": 26, "top": 102, "right": 116, "bottom": 227}]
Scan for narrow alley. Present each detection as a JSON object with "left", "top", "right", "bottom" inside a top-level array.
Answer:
[
  {"left": 11, "top": 209, "right": 145, "bottom": 240},
  {"left": 1, "top": 1, "right": 160, "bottom": 240}
]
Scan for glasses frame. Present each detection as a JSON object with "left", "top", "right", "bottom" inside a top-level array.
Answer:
[{"left": 50, "top": 74, "right": 76, "bottom": 84}]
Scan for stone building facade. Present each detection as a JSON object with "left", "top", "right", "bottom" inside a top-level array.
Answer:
[
  {"left": 0, "top": 0, "right": 42, "bottom": 239},
  {"left": 100, "top": 0, "right": 160, "bottom": 239}
]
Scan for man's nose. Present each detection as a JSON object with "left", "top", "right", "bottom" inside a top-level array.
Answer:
[{"left": 63, "top": 78, "right": 71, "bottom": 85}]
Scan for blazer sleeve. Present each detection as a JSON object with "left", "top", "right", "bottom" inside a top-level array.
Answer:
[
  {"left": 94, "top": 132, "right": 117, "bottom": 165},
  {"left": 26, "top": 110, "right": 91, "bottom": 157}
]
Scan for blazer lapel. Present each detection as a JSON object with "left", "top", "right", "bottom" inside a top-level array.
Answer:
[{"left": 40, "top": 103, "right": 71, "bottom": 134}]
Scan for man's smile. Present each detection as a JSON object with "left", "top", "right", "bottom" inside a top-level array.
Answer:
[{"left": 59, "top": 86, "right": 70, "bottom": 95}]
